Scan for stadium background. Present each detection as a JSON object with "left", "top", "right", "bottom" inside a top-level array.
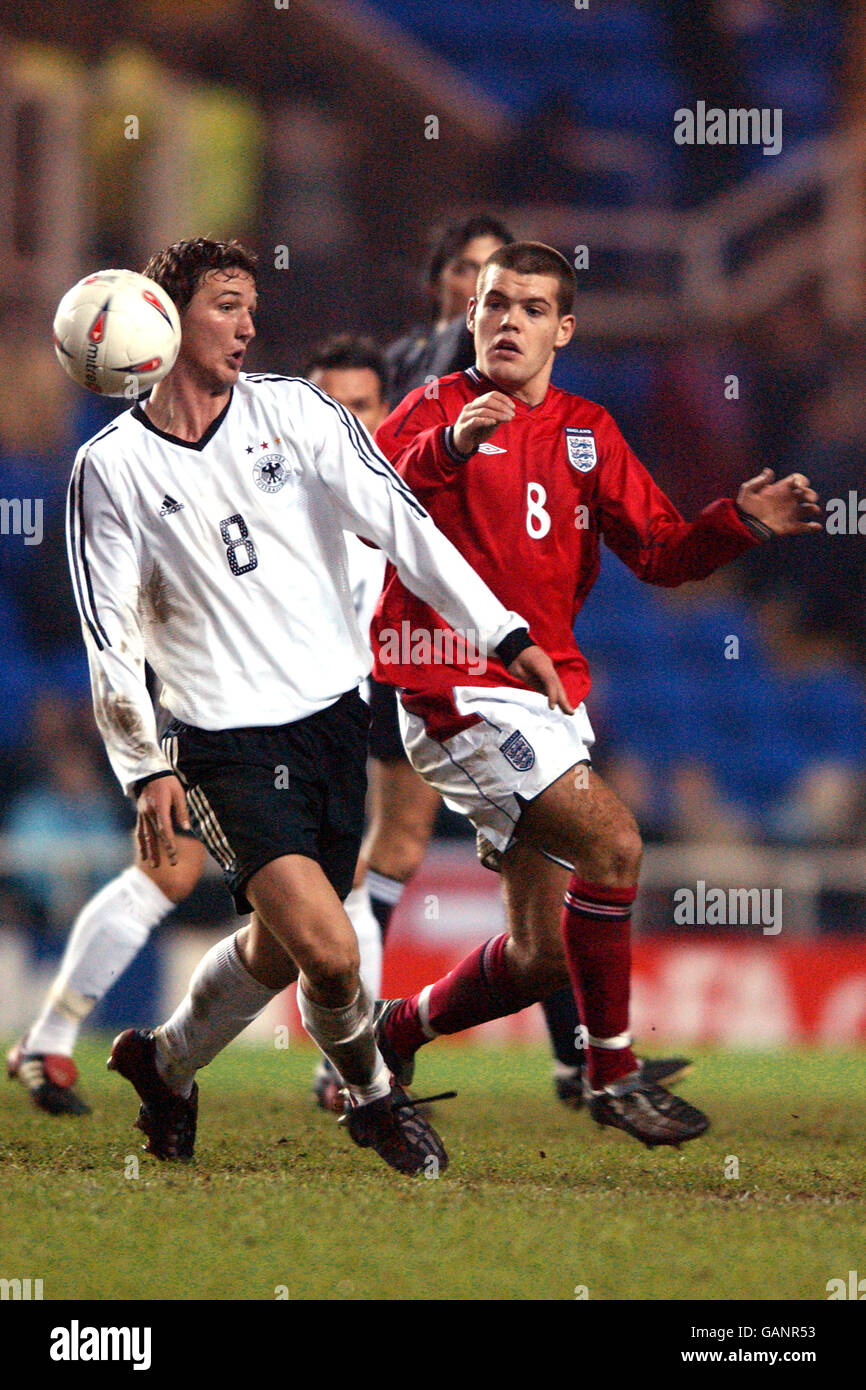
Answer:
[{"left": 1, "top": 0, "right": 864, "bottom": 1053}]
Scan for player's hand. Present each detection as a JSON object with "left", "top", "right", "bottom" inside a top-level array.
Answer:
[
  {"left": 737, "top": 469, "right": 822, "bottom": 536},
  {"left": 452, "top": 392, "right": 516, "bottom": 457},
  {"left": 136, "top": 775, "right": 190, "bottom": 869},
  {"left": 507, "top": 645, "right": 574, "bottom": 716}
]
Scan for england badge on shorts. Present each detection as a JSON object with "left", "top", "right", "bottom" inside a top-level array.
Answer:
[
  {"left": 565, "top": 427, "right": 597, "bottom": 472},
  {"left": 499, "top": 730, "right": 536, "bottom": 771}
]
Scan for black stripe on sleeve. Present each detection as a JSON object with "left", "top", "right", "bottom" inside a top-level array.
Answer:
[
  {"left": 494, "top": 628, "right": 533, "bottom": 668},
  {"left": 68, "top": 455, "right": 111, "bottom": 651},
  {"left": 67, "top": 461, "right": 102, "bottom": 651},
  {"left": 89, "top": 422, "right": 120, "bottom": 447},
  {"left": 734, "top": 502, "right": 773, "bottom": 542},
  {"left": 302, "top": 380, "right": 429, "bottom": 521}
]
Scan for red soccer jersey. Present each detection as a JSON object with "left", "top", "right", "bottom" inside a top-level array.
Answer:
[{"left": 372, "top": 365, "right": 762, "bottom": 738}]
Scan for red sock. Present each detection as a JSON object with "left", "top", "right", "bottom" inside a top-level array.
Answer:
[
  {"left": 385, "top": 934, "right": 534, "bottom": 1056},
  {"left": 561, "top": 875, "right": 638, "bottom": 1089}
]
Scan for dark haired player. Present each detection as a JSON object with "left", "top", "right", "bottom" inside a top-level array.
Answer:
[
  {"left": 62, "top": 236, "right": 568, "bottom": 1174},
  {"left": 379, "top": 217, "right": 689, "bottom": 1110},
  {"left": 371, "top": 241, "right": 821, "bottom": 1148},
  {"left": 386, "top": 214, "right": 513, "bottom": 404},
  {"left": 7, "top": 330, "right": 390, "bottom": 1118}
]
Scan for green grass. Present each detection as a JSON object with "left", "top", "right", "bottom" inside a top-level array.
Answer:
[{"left": 2, "top": 1039, "right": 864, "bottom": 1301}]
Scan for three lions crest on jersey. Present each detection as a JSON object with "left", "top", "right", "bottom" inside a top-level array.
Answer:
[{"left": 565, "top": 428, "right": 597, "bottom": 473}]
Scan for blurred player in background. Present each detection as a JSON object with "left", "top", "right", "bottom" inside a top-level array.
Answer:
[
  {"left": 370, "top": 241, "right": 822, "bottom": 1148},
  {"left": 386, "top": 215, "right": 513, "bottom": 405}
]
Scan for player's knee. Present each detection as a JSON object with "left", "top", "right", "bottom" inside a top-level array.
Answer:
[
  {"left": 370, "top": 826, "right": 428, "bottom": 884},
  {"left": 301, "top": 937, "right": 360, "bottom": 997},
  {"left": 143, "top": 860, "right": 201, "bottom": 905},
  {"left": 507, "top": 936, "right": 566, "bottom": 997},
  {"left": 578, "top": 819, "right": 642, "bottom": 886},
  {"left": 609, "top": 822, "right": 643, "bottom": 881}
]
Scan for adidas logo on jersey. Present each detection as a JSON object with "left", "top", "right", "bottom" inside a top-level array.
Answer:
[
  {"left": 159, "top": 494, "right": 184, "bottom": 516},
  {"left": 478, "top": 442, "right": 507, "bottom": 454}
]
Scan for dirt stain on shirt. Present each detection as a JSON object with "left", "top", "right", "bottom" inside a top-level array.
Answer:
[
  {"left": 139, "top": 561, "right": 177, "bottom": 626},
  {"left": 94, "top": 670, "right": 158, "bottom": 761}
]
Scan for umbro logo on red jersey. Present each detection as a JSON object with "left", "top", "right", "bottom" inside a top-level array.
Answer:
[
  {"left": 478, "top": 442, "right": 507, "bottom": 454},
  {"left": 159, "top": 494, "right": 184, "bottom": 516}
]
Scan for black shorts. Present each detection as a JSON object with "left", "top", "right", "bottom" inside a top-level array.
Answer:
[
  {"left": 367, "top": 677, "right": 408, "bottom": 763},
  {"left": 161, "top": 690, "right": 369, "bottom": 915}
]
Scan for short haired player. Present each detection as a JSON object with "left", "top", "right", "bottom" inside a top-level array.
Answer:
[
  {"left": 371, "top": 242, "right": 821, "bottom": 1147},
  {"left": 7, "top": 332, "right": 391, "bottom": 1118}
]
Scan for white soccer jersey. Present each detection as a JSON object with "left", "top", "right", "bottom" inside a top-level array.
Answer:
[
  {"left": 344, "top": 532, "right": 387, "bottom": 647},
  {"left": 67, "top": 372, "right": 525, "bottom": 795}
]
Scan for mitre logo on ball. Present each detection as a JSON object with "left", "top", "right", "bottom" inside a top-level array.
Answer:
[{"left": 52, "top": 269, "right": 181, "bottom": 397}]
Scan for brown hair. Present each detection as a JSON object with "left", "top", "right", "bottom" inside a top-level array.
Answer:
[
  {"left": 142, "top": 237, "right": 258, "bottom": 314},
  {"left": 478, "top": 241, "right": 576, "bottom": 316},
  {"left": 303, "top": 334, "right": 388, "bottom": 402}
]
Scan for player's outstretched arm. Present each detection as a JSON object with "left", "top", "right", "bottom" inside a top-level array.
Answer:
[
  {"left": 596, "top": 413, "right": 820, "bottom": 587},
  {"left": 736, "top": 469, "right": 822, "bottom": 536},
  {"left": 312, "top": 390, "right": 530, "bottom": 658},
  {"left": 135, "top": 774, "right": 190, "bottom": 870}
]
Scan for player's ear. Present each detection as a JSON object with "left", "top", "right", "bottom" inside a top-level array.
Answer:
[
  {"left": 466, "top": 297, "right": 478, "bottom": 331},
  {"left": 555, "top": 314, "right": 576, "bottom": 349}
]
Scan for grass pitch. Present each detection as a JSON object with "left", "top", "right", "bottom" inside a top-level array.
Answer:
[{"left": 1, "top": 1038, "right": 863, "bottom": 1301}]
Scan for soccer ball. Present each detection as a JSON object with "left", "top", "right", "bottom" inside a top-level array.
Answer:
[{"left": 52, "top": 269, "right": 181, "bottom": 397}]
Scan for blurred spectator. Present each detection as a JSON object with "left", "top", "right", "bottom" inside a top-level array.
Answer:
[
  {"left": 770, "top": 760, "right": 865, "bottom": 845},
  {"left": 596, "top": 750, "right": 669, "bottom": 844},
  {"left": 385, "top": 214, "right": 512, "bottom": 402},
  {"left": 257, "top": 100, "right": 360, "bottom": 365},
  {"left": 0, "top": 324, "right": 82, "bottom": 655},
  {"left": 661, "top": 0, "right": 758, "bottom": 201},
  {"left": 746, "top": 297, "right": 829, "bottom": 470},
  {"left": 668, "top": 759, "right": 755, "bottom": 843},
  {"left": 743, "top": 363, "right": 866, "bottom": 658},
  {"left": 2, "top": 739, "right": 126, "bottom": 938}
]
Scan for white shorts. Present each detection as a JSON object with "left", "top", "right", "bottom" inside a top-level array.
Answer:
[{"left": 398, "top": 685, "right": 595, "bottom": 854}]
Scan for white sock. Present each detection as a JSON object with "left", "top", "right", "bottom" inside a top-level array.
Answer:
[
  {"left": 366, "top": 869, "right": 404, "bottom": 914},
  {"left": 343, "top": 883, "right": 383, "bottom": 998},
  {"left": 27, "top": 865, "right": 174, "bottom": 1056},
  {"left": 297, "top": 980, "right": 390, "bottom": 1103},
  {"left": 155, "top": 932, "right": 282, "bottom": 1096}
]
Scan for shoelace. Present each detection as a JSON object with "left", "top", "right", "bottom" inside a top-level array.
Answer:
[{"left": 392, "top": 1090, "right": 457, "bottom": 1110}]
